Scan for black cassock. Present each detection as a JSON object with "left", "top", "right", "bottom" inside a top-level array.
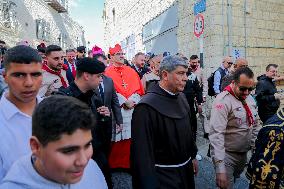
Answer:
[{"left": 131, "top": 84, "right": 198, "bottom": 189}]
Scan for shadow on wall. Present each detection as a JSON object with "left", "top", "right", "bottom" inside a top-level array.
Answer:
[{"left": 142, "top": 0, "right": 178, "bottom": 55}]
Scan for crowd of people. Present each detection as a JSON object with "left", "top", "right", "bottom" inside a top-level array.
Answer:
[{"left": 0, "top": 39, "right": 283, "bottom": 189}]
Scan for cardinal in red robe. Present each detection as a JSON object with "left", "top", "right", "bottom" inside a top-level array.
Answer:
[{"left": 104, "top": 44, "right": 144, "bottom": 169}]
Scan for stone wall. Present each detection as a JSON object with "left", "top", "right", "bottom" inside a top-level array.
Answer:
[
  {"left": 103, "top": 0, "right": 177, "bottom": 52},
  {"left": 0, "top": 0, "right": 85, "bottom": 48},
  {"left": 104, "top": 0, "right": 283, "bottom": 89},
  {"left": 177, "top": 0, "right": 284, "bottom": 79}
]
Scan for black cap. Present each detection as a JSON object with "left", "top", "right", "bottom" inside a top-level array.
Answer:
[
  {"left": 76, "top": 57, "right": 105, "bottom": 74},
  {"left": 77, "top": 46, "right": 86, "bottom": 53}
]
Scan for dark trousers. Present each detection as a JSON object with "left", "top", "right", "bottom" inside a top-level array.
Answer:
[
  {"left": 189, "top": 101, "right": 197, "bottom": 142},
  {"left": 92, "top": 119, "right": 113, "bottom": 188}
]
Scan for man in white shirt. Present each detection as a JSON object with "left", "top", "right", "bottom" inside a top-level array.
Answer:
[
  {"left": 0, "top": 95, "right": 107, "bottom": 189},
  {"left": 0, "top": 45, "right": 43, "bottom": 180}
]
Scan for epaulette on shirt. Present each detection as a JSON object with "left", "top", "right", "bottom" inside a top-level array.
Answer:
[{"left": 216, "top": 90, "right": 230, "bottom": 100}]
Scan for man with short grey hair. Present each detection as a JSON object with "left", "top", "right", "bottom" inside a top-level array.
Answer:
[{"left": 131, "top": 55, "right": 198, "bottom": 189}]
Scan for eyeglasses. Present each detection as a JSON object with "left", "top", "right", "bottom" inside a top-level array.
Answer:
[
  {"left": 228, "top": 62, "right": 233, "bottom": 65},
  {"left": 115, "top": 53, "right": 125, "bottom": 56},
  {"left": 239, "top": 86, "right": 255, "bottom": 92}
]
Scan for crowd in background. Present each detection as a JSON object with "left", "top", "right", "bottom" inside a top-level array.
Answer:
[{"left": 0, "top": 39, "right": 283, "bottom": 189}]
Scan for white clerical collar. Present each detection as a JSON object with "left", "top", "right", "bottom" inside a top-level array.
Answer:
[{"left": 159, "top": 85, "right": 176, "bottom": 96}]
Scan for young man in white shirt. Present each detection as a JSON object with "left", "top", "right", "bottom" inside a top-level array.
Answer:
[
  {"left": 0, "top": 45, "right": 43, "bottom": 180},
  {"left": 0, "top": 95, "right": 107, "bottom": 189}
]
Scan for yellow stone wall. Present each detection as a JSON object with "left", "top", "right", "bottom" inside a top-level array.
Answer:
[{"left": 177, "top": 0, "right": 284, "bottom": 84}]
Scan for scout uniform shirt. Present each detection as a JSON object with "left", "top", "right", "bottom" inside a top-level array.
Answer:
[{"left": 209, "top": 90, "right": 261, "bottom": 173}]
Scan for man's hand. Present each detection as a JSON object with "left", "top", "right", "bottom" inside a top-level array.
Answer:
[
  {"left": 216, "top": 173, "right": 228, "bottom": 189},
  {"left": 115, "top": 124, "right": 123, "bottom": 133},
  {"left": 192, "top": 159, "right": 198, "bottom": 176},
  {"left": 197, "top": 104, "right": 202, "bottom": 114},
  {"left": 274, "top": 76, "right": 284, "bottom": 82},
  {"left": 124, "top": 100, "right": 135, "bottom": 109},
  {"left": 97, "top": 106, "right": 110, "bottom": 117},
  {"left": 274, "top": 93, "right": 284, "bottom": 100}
]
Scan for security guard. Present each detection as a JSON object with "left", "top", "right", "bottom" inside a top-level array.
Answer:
[
  {"left": 209, "top": 67, "right": 261, "bottom": 189},
  {"left": 182, "top": 57, "right": 203, "bottom": 143}
]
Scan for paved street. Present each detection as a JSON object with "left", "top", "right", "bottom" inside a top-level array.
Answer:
[
  {"left": 111, "top": 118, "right": 250, "bottom": 189},
  {"left": 195, "top": 130, "right": 249, "bottom": 189}
]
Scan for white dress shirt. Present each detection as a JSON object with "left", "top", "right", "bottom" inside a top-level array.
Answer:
[{"left": 0, "top": 92, "right": 41, "bottom": 180}]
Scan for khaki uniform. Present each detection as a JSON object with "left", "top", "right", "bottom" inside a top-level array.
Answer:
[
  {"left": 209, "top": 91, "right": 261, "bottom": 189},
  {"left": 38, "top": 70, "right": 69, "bottom": 98}
]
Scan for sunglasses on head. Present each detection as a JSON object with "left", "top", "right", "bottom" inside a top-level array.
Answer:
[{"left": 239, "top": 86, "right": 255, "bottom": 92}]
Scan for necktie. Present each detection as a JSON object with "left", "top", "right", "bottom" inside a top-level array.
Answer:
[
  {"left": 99, "top": 83, "right": 104, "bottom": 104},
  {"left": 71, "top": 63, "right": 76, "bottom": 78}
]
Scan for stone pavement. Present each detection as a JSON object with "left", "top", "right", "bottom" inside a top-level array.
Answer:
[
  {"left": 111, "top": 119, "right": 250, "bottom": 189},
  {"left": 193, "top": 118, "right": 250, "bottom": 189}
]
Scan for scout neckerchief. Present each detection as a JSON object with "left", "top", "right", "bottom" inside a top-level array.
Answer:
[
  {"left": 224, "top": 85, "right": 254, "bottom": 126},
  {"left": 42, "top": 64, "right": 68, "bottom": 88}
]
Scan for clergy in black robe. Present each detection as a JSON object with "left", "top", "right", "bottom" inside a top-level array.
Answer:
[{"left": 131, "top": 55, "right": 198, "bottom": 189}]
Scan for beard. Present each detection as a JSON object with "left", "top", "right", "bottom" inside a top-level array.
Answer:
[{"left": 50, "top": 64, "right": 62, "bottom": 71}]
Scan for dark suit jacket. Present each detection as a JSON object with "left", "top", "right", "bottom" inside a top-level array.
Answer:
[
  {"left": 131, "top": 64, "right": 150, "bottom": 79},
  {"left": 96, "top": 75, "right": 123, "bottom": 125},
  {"left": 64, "top": 59, "right": 76, "bottom": 84}
]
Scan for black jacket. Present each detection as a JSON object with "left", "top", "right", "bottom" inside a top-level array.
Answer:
[
  {"left": 94, "top": 75, "right": 123, "bottom": 125},
  {"left": 131, "top": 64, "right": 150, "bottom": 79},
  {"left": 55, "top": 82, "right": 111, "bottom": 165},
  {"left": 255, "top": 75, "right": 280, "bottom": 123},
  {"left": 182, "top": 71, "right": 203, "bottom": 112}
]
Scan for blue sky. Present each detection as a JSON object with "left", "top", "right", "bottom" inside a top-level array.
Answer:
[{"left": 69, "top": 0, "right": 105, "bottom": 50}]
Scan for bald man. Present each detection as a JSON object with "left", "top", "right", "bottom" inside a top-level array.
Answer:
[
  {"left": 221, "top": 58, "right": 248, "bottom": 91},
  {"left": 213, "top": 56, "right": 233, "bottom": 95}
]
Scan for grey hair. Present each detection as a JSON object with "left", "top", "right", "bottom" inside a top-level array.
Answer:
[{"left": 159, "top": 55, "right": 188, "bottom": 78}]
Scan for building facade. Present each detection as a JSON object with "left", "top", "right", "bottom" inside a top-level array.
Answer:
[
  {"left": 0, "top": 0, "right": 85, "bottom": 48},
  {"left": 103, "top": 0, "right": 284, "bottom": 84}
]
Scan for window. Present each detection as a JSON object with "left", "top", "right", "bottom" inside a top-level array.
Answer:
[
  {"left": 121, "top": 34, "right": 135, "bottom": 60},
  {"left": 58, "top": 33, "right": 67, "bottom": 48},
  {"left": 112, "top": 8, "right": 115, "bottom": 26},
  {"left": 36, "top": 19, "right": 51, "bottom": 41},
  {"left": 0, "top": 0, "right": 18, "bottom": 30}
]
